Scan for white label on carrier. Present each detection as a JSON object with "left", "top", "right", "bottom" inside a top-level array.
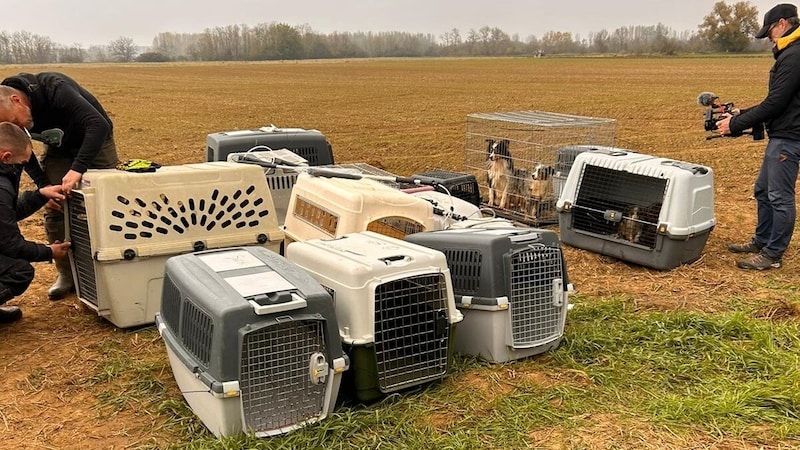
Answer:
[
  {"left": 224, "top": 271, "right": 295, "bottom": 297},
  {"left": 198, "top": 249, "right": 265, "bottom": 272}
]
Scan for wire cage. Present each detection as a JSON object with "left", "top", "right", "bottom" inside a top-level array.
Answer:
[
  {"left": 66, "top": 162, "right": 284, "bottom": 328},
  {"left": 464, "top": 111, "right": 616, "bottom": 225},
  {"left": 285, "top": 232, "right": 462, "bottom": 402},
  {"left": 557, "top": 147, "right": 715, "bottom": 270},
  {"left": 156, "top": 246, "right": 348, "bottom": 437}
]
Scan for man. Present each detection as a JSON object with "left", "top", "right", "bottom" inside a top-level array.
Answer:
[
  {"left": 717, "top": 3, "right": 800, "bottom": 270},
  {"left": 0, "top": 72, "right": 118, "bottom": 298},
  {"left": 0, "top": 122, "right": 70, "bottom": 323}
]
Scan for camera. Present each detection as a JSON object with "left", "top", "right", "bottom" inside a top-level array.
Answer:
[{"left": 697, "top": 92, "right": 765, "bottom": 141}]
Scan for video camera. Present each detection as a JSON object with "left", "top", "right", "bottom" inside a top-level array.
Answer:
[{"left": 697, "top": 92, "right": 764, "bottom": 141}]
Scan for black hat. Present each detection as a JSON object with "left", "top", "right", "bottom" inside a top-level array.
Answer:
[{"left": 755, "top": 3, "right": 798, "bottom": 39}]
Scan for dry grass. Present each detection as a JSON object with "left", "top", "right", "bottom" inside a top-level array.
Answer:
[{"left": 0, "top": 56, "right": 798, "bottom": 449}]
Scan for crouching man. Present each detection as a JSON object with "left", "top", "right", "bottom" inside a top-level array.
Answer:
[{"left": 0, "top": 122, "right": 70, "bottom": 323}]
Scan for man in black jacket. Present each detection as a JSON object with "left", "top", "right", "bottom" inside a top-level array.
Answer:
[
  {"left": 0, "top": 72, "right": 118, "bottom": 298},
  {"left": 0, "top": 122, "right": 70, "bottom": 323},
  {"left": 717, "top": 3, "right": 800, "bottom": 270}
]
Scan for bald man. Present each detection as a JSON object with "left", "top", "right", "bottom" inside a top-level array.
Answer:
[{"left": 0, "top": 72, "right": 118, "bottom": 299}]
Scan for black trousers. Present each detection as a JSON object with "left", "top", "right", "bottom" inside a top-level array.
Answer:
[{"left": 0, "top": 254, "right": 35, "bottom": 303}]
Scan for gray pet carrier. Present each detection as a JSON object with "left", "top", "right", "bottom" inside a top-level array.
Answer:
[
  {"left": 206, "top": 125, "right": 334, "bottom": 165},
  {"left": 156, "top": 246, "right": 348, "bottom": 437},
  {"left": 556, "top": 147, "right": 715, "bottom": 270},
  {"left": 406, "top": 226, "right": 571, "bottom": 363}
]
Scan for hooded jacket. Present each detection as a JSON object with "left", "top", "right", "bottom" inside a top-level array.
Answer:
[
  {"left": 1, "top": 72, "right": 113, "bottom": 174},
  {"left": 0, "top": 163, "right": 52, "bottom": 263},
  {"left": 730, "top": 24, "right": 800, "bottom": 140}
]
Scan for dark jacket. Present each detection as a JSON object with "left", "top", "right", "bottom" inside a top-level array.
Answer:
[
  {"left": 1, "top": 72, "right": 113, "bottom": 174},
  {"left": 0, "top": 163, "right": 52, "bottom": 263},
  {"left": 730, "top": 25, "right": 800, "bottom": 141}
]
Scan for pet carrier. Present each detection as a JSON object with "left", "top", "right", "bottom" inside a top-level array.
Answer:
[
  {"left": 556, "top": 147, "right": 715, "bottom": 270},
  {"left": 406, "top": 226, "right": 571, "bottom": 363},
  {"left": 206, "top": 125, "right": 334, "bottom": 165},
  {"left": 409, "top": 170, "right": 481, "bottom": 207},
  {"left": 66, "top": 162, "right": 284, "bottom": 328},
  {"left": 156, "top": 246, "right": 348, "bottom": 437},
  {"left": 407, "top": 189, "right": 482, "bottom": 229},
  {"left": 553, "top": 145, "right": 617, "bottom": 200},
  {"left": 464, "top": 111, "right": 616, "bottom": 225},
  {"left": 285, "top": 231, "right": 463, "bottom": 402},
  {"left": 227, "top": 149, "right": 309, "bottom": 226},
  {"left": 283, "top": 172, "right": 437, "bottom": 246}
]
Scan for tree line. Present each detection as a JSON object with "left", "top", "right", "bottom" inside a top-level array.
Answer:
[{"left": 0, "top": 1, "right": 767, "bottom": 64}]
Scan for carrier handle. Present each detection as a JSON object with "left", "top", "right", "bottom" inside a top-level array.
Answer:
[{"left": 660, "top": 160, "right": 709, "bottom": 175}]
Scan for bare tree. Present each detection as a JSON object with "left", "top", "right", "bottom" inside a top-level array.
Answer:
[
  {"left": 108, "top": 36, "right": 137, "bottom": 62},
  {"left": 698, "top": 1, "right": 759, "bottom": 52}
]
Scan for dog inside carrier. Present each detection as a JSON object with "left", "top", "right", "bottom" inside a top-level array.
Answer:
[
  {"left": 406, "top": 226, "right": 571, "bottom": 363},
  {"left": 156, "top": 246, "right": 348, "bottom": 437},
  {"left": 66, "top": 162, "right": 284, "bottom": 328},
  {"left": 206, "top": 125, "right": 334, "bottom": 165},
  {"left": 285, "top": 231, "right": 463, "bottom": 402},
  {"left": 557, "top": 148, "right": 715, "bottom": 270},
  {"left": 463, "top": 111, "right": 616, "bottom": 226}
]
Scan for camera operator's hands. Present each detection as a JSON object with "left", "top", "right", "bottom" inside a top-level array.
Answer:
[
  {"left": 49, "top": 241, "right": 71, "bottom": 260},
  {"left": 716, "top": 113, "right": 733, "bottom": 135}
]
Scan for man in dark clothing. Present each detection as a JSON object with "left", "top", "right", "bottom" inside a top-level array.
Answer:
[
  {"left": 0, "top": 122, "right": 70, "bottom": 323},
  {"left": 717, "top": 3, "right": 800, "bottom": 270},
  {"left": 0, "top": 72, "right": 118, "bottom": 298}
]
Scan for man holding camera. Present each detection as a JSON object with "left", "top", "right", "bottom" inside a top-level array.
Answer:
[{"left": 717, "top": 3, "right": 800, "bottom": 271}]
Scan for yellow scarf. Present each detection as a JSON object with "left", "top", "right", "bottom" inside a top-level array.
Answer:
[{"left": 776, "top": 25, "right": 800, "bottom": 51}]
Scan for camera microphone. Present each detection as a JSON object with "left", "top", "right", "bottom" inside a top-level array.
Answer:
[
  {"left": 697, "top": 91, "right": 716, "bottom": 106},
  {"left": 696, "top": 92, "right": 718, "bottom": 107}
]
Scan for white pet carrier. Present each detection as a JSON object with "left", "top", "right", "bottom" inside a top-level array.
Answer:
[
  {"left": 283, "top": 172, "right": 437, "bottom": 246},
  {"left": 227, "top": 149, "right": 309, "bottom": 226},
  {"left": 156, "top": 246, "right": 348, "bottom": 437},
  {"left": 206, "top": 125, "right": 334, "bottom": 165},
  {"left": 406, "top": 226, "right": 571, "bottom": 363},
  {"left": 407, "top": 188, "right": 483, "bottom": 229},
  {"left": 285, "top": 231, "right": 463, "bottom": 402},
  {"left": 556, "top": 147, "right": 715, "bottom": 270},
  {"left": 66, "top": 162, "right": 284, "bottom": 328}
]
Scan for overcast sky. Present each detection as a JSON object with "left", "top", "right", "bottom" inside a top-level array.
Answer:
[{"left": 0, "top": 0, "right": 782, "bottom": 47}]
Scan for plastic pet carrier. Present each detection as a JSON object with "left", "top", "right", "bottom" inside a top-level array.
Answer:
[
  {"left": 556, "top": 147, "right": 715, "bottom": 270},
  {"left": 464, "top": 111, "right": 616, "bottom": 225},
  {"left": 285, "top": 232, "right": 463, "bottom": 402},
  {"left": 227, "top": 149, "right": 309, "bottom": 226},
  {"left": 206, "top": 125, "right": 334, "bottom": 165},
  {"left": 156, "top": 246, "right": 348, "bottom": 437},
  {"left": 553, "top": 145, "right": 617, "bottom": 200},
  {"left": 66, "top": 162, "right": 284, "bottom": 328},
  {"left": 407, "top": 189, "right": 482, "bottom": 229},
  {"left": 283, "top": 172, "right": 436, "bottom": 246},
  {"left": 409, "top": 170, "right": 481, "bottom": 207},
  {"left": 406, "top": 226, "right": 571, "bottom": 363}
]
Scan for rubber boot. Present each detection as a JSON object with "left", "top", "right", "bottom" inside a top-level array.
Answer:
[
  {"left": 0, "top": 288, "right": 22, "bottom": 323},
  {"left": 48, "top": 257, "right": 75, "bottom": 301}
]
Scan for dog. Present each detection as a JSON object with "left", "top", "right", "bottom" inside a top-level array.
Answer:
[
  {"left": 486, "top": 138, "right": 514, "bottom": 208},
  {"left": 618, "top": 205, "right": 643, "bottom": 244},
  {"left": 526, "top": 163, "right": 556, "bottom": 218}
]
